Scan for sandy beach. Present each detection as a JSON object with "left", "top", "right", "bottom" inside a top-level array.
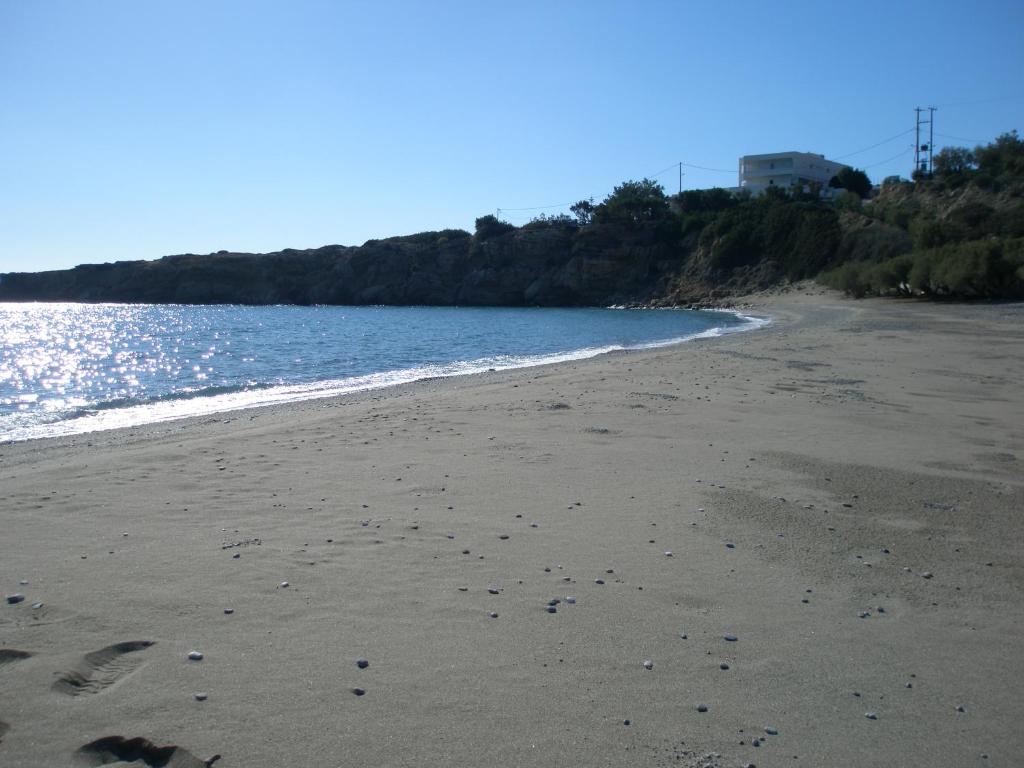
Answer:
[{"left": 1, "top": 289, "right": 1022, "bottom": 768}]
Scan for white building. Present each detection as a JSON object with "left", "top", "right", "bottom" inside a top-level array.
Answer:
[{"left": 738, "top": 151, "right": 847, "bottom": 196}]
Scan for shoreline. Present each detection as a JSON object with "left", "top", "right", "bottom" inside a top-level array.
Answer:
[
  {"left": 1, "top": 289, "right": 1022, "bottom": 767},
  {"left": 1, "top": 306, "right": 768, "bottom": 445}
]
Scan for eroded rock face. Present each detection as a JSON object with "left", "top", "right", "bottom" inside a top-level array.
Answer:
[{"left": 0, "top": 224, "right": 698, "bottom": 307}]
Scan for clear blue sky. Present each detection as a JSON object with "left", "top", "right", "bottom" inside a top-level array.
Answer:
[{"left": 2, "top": 0, "right": 1022, "bottom": 273}]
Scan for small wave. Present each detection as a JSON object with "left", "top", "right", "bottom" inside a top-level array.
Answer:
[{"left": 0, "top": 309, "right": 767, "bottom": 442}]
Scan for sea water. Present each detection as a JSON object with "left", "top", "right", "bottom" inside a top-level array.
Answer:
[{"left": 0, "top": 304, "right": 766, "bottom": 442}]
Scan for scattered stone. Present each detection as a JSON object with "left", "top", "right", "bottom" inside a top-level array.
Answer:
[
  {"left": 725, "top": 543, "right": 736, "bottom": 549},
  {"left": 664, "top": 551, "right": 673, "bottom": 557},
  {"left": 752, "top": 737, "right": 761, "bottom": 747},
  {"left": 623, "top": 719, "right": 631, "bottom": 726},
  {"left": 642, "top": 659, "right": 653, "bottom": 670},
  {"left": 279, "top": 581, "right": 289, "bottom": 588},
  {"left": 488, "top": 611, "right": 498, "bottom": 619},
  {"left": 193, "top": 692, "right": 208, "bottom": 701},
  {"left": 696, "top": 703, "right": 708, "bottom": 713},
  {"left": 679, "top": 633, "right": 688, "bottom": 640},
  {"left": 223, "top": 608, "right": 234, "bottom": 615},
  {"left": 546, "top": 606, "right": 557, "bottom": 614},
  {"left": 956, "top": 704, "right": 965, "bottom": 713},
  {"left": 352, "top": 687, "right": 366, "bottom": 696},
  {"left": 5, "top": 594, "right": 25, "bottom": 605},
  {"left": 865, "top": 712, "right": 877, "bottom": 720},
  {"left": 719, "top": 663, "right": 729, "bottom": 670},
  {"left": 765, "top": 727, "right": 778, "bottom": 735},
  {"left": 595, "top": 579, "right": 605, "bottom": 585},
  {"left": 922, "top": 571, "right": 934, "bottom": 579},
  {"left": 356, "top": 658, "right": 369, "bottom": 669},
  {"left": 724, "top": 634, "right": 738, "bottom": 642},
  {"left": 498, "top": 535, "right": 509, "bottom": 540},
  {"left": 859, "top": 611, "right": 871, "bottom": 619},
  {"left": 565, "top": 596, "right": 577, "bottom": 604},
  {"left": 31, "top": 602, "right": 44, "bottom": 609},
  {"left": 187, "top": 651, "right": 204, "bottom": 661},
  {"left": 488, "top": 588, "right": 500, "bottom": 595}
]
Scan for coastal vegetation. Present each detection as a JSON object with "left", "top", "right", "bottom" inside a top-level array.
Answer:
[
  {"left": 820, "top": 131, "right": 1024, "bottom": 299},
  {"left": 1, "top": 134, "right": 1021, "bottom": 305}
]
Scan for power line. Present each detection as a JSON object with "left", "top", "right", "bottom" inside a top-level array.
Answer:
[
  {"left": 646, "top": 163, "right": 680, "bottom": 179},
  {"left": 931, "top": 94, "right": 1024, "bottom": 109},
  {"left": 498, "top": 200, "right": 580, "bottom": 212},
  {"left": 832, "top": 128, "right": 916, "bottom": 160},
  {"left": 682, "top": 162, "right": 734, "bottom": 174},
  {"left": 935, "top": 131, "right": 985, "bottom": 145},
  {"left": 863, "top": 146, "right": 914, "bottom": 170}
]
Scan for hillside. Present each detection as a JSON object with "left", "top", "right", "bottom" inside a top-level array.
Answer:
[{"left": 2, "top": 133, "right": 1021, "bottom": 306}]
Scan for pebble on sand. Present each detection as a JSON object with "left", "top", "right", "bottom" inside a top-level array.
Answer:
[
  {"left": 193, "top": 692, "right": 208, "bottom": 701},
  {"left": 565, "top": 596, "right": 577, "bottom": 604},
  {"left": 279, "top": 581, "right": 290, "bottom": 588},
  {"left": 488, "top": 611, "right": 498, "bottom": 619},
  {"left": 765, "top": 727, "right": 778, "bottom": 735},
  {"left": 187, "top": 651, "right": 204, "bottom": 661},
  {"left": 224, "top": 608, "right": 234, "bottom": 614},
  {"left": 724, "top": 634, "right": 738, "bottom": 642},
  {"left": 5, "top": 594, "right": 25, "bottom": 605},
  {"left": 865, "top": 712, "right": 878, "bottom": 720},
  {"left": 352, "top": 687, "right": 366, "bottom": 696},
  {"left": 595, "top": 579, "right": 605, "bottom": 585},
  {"left": 696, "top": 703, "right": 708, "bottom": 713},
  {"left": 356, "top": 658, "right": 369, "bottom": 669},
  {"left": 642, "top": 659, "right": 653, "bottom": 670}
]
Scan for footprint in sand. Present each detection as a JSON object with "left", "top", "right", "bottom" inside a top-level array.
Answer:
[
  {"left": 53, "top": 641, "right": 155, "bottom": 697},
  {"left": 0, "top": 648, "right": 33, "bottom": 669},
  {"left": 74, "top": 736, "right": 220, "bottom": 767}
]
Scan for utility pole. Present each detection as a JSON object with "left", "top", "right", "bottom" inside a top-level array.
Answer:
[
  {"left": 678, "top": 162, "right": 683, "bottom": 195},
  {"left": 913, "top": 107, "right": 937, "bottom": 178},
  {"left": 914, "top": 107, "right": 923, "bottom": 177},
  {"left": 928, "top": 106, "right": 936, "bottom": 176}
]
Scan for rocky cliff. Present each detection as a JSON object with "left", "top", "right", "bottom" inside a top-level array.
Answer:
[{"left": 0, "top": 223, "right": 704, "bottom": 307}]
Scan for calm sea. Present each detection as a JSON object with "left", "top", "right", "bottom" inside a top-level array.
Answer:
[{"left": 0, "top": 304, "right": 766, "bottom": 442}]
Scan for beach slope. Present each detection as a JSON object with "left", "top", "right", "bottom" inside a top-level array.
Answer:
[{"left": 1, "top": 290, "right": 1022, "bottom": 767}]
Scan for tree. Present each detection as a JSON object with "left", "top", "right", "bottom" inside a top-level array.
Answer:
[
  {"left": 676, "top": 187, "right": 737, "bottom": 214},
  {"left": 592, "top": 179, "right": 670, "bottom": 226},
  {"left": 474, "top": 215, "right": 516, "bottom": 240},
  {"left": 973, "top": 130, "right": 1024, "bottom": 181},
  {"left": 570, "top": 199, "right": 595, "bottom": 226},
  {"left": 933, "top": 146, "right": 976, "bottom": 177},
  {"left": 834, "top": 167, "right": 872, "bottom": 198}
]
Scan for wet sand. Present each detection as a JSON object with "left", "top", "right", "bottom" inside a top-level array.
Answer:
[{"left": 1, "top": 290, "right": 1022, "bottom": 767}]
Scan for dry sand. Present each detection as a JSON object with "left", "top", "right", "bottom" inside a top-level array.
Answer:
[{"left": 1, "top": 290, "right": 1022, "bottom": 767}]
